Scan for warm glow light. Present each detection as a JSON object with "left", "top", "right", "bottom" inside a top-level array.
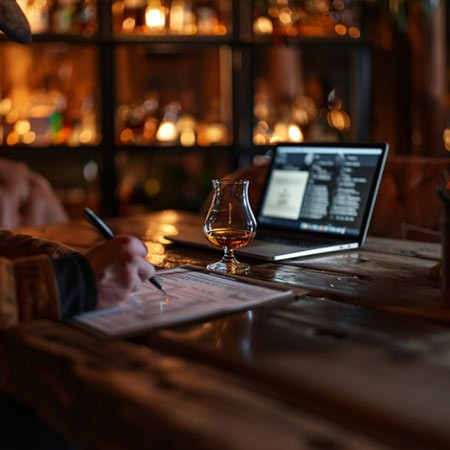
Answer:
[
  {"left": 6, "top": 131, "right": 19, "bottom": 146},
  {"left": 253, "top": 16, "right": 273, "bottom": 36},
  {"left": 197, "top": 13, "right": 218, "bottom": 34},
  {"left": 0, "top": 98, "right": 12, "bottom": 115},
  {"left": 278, "top": 8, "right": 293, "bottom": 25},
  {"left": 169, "top": 4, "right": 185, "bottom": 33},
  {"left": 288, "top": 124, "right": 303, "bottom": 142},
  {"left": 15, "top": 120, "right": 30, "bottom": 135},
  {"left": 254, "top": 101, "right": 270, "bottom": 120},
  {"left": 30, "top": 105, "right": 52, "bottom": 118},
  {"left": 185, "top": 22, "right": 197, "bottom": 34},
  {"left": 213, "top": 24, "right": 227, "bottom": 35},
  {"left": 144, "top": 118, "right": 158, "bottom": 132},
  {"left": 253, "top": 120, "right": 271, "bottom": 145},
  {"left": 156, "top": 121, "right": 177, "bottom": 141},
  {"left": 253, "top": 132, "right": 267, "bottom": 145},
  {"left": 269, "top": 135, "right": 283, "bottom": 144},
  {"left": 147, "top": 221, "right": 179, "bottom": 245},
  {"left": 120, "top": 128, "right": 133, "bottom": 143},
  {"left": 327, "top": 110, "right": 351, "bottom": 130},
  {"left": 143, "top": 117, "right": 157, "bottom": 141},
  {"left": 444, "top": 128, "right": 450, "bottom": 151},
  {"left": 273, "top": 122, "right": 289, "bottom": 141},
  {"left": 145, "top": 242, "right": 165, "bottom": 254},
  {"left": 180, "top": 129, "right": 196, "bottom": 146},
  {"left": 177, "top": 115, "right": 196, "bottom": 131},
  {"left": 204, "top": 123, "right": 226, "bottom": 144},
  {"left": 145, "top": 2, "right": 166, "bottom": 32},
  {"left": 335, "top": 23, "right": 347, "bottom": 36},
  {"left": 22, "top": 131, "right": 36, "bottom": 145},
  {"left": 348, "top": 26, "right": 361, "bottom": 39},
  {"left": 79, "top": 130, "right": 94, "bottom": 144},
  {"left": 122, "top": 17, "right": 136, "bottom": 32},
  {"left": 168, "top": 2, "right": 197, "bottom": 34},
  {"left": 160, "top": 210, "right": 180, "bottom": 223},
  {"left": 317, "top": 1, "right": 329, "bottom": 13},
  {"left": 184, "top": 12, "right": 196, "bottom": 34},
  {"left": 160, "top": 223, "right": 178, "bottom": 236},
  {"left": 6, "top": 110, "right": 19, "bottom": 124},
  {"left": 293, "top": 108, "right": 309, "bottom": 125}
]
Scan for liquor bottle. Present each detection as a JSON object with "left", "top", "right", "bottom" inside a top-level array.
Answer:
[
  {"left": 169, "top": 0, "right": 190, "bottom": 34},
  {"left": 195, "top": 0, "right": 218, "bottom": 35},
  {"left": 52, "top": 0, "right": 76, "bottom": 34},
  {"left": 145, "top": 0, "right": 167, "bottom": 33},
  {"left": 123, "top": 0, "right": 146, "bottom": 32},
  {"left": 78, "top": 0, "right": 98, "bottom": 36},
  {"left": 28, "top": 0, "right": 51, "bottom": 34}
]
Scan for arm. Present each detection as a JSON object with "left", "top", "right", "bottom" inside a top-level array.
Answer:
[
  {"left": 0, "top": 253, "right": 96, "bottom": 331},
  {"left": 0, "top": 234, "right": 154, "bottom": 331}
]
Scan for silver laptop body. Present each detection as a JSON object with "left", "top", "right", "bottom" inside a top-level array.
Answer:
[{"left": 169, "top": 142, "right": 389, "bottom": 261}]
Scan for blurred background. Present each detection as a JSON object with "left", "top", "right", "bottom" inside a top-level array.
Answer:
[{"left": 0, "top": 0, "right": 448, "bottom": 218}]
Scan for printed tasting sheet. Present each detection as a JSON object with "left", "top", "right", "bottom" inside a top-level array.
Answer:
[{"left": 72, "top": 267, "right": 297, "bottom": 337}]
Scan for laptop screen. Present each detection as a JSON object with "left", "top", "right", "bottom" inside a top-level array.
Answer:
[{"left": 257, "top": 143, "right": 388, "bottom": 240}]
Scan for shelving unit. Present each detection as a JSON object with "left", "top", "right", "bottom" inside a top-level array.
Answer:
[{"left": 0, "top": 0, "right": 372, "bottom": 218}]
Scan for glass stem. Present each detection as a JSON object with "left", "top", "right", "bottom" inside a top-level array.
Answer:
[{"left": 222, "top": 247, "right": 236, "bottom": 264}]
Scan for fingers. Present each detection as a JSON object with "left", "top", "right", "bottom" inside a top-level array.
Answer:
[
  {"left": 113, "top": 235, "right": 155, "bottom": 284},
  {"left": 138, "top": 261, "right": 155, "bottom": 283},
  {"left": 85, "top": 234, "right": 157, "bottom": 307}
]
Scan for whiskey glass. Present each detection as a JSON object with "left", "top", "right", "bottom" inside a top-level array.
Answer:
[{"left": 203, "top": 179, "right": 257, "bottom": 274}]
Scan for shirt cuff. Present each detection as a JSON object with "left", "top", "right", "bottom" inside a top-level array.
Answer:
[{"left": 51, "top": 254, "right": 97, "bottom": 317}]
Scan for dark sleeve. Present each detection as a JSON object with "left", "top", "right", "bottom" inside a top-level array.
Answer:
[{"left": 50, "top": 254, "right": 97, "bottom": 317}]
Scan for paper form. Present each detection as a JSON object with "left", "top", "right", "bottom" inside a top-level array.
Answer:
[{"left": 71, "top": 267, "right": 297, "bottom": 337}]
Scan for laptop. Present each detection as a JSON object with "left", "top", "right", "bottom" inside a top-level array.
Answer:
[{"left": 169, "top": 142, "right": 389, "bottom": 261}]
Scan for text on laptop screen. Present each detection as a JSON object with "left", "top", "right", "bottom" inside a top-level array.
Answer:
[{"left": 258, "top": 146, "right": 384, "bottom": 238}]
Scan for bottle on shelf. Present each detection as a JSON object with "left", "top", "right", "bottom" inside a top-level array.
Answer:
[
  {"left": 112, "top": 0, "right": 229, "bottom": 36},
  {"left": 26, "top": 0, "right": 51, "bottom": 34},
  {"left": 169, "top": 0, "right": 195, "bottom": 34},
  {"left": 145, "top": 0, "right": 167, "bottom": 33},
  {"left": 195, "top": 0, "right": 219, "bottom": 35},
  {"left": 121, "top": 0, "right": 147, "bottom": 33},
  {"left": 52, "top": 0, "right": 76, "bottom": 34}
]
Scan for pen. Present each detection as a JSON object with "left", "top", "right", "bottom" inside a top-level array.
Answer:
[{"left": 83, "top": 207, "right": 167, "bottom": 295}]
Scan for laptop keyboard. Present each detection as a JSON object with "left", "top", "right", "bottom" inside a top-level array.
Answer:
[{"left": 256, "top": 233, "right": 326, "bottom": 248}]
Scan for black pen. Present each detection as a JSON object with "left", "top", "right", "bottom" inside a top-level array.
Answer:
[{"left": 83, "top": 207, "right": 167, "bottom": 295}]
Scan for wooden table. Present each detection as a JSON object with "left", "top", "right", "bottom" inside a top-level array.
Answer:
[{"left": 2, "top": 211, "right": 450, "bottom": 450}]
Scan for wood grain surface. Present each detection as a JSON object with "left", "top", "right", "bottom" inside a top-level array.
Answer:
[{"left": 5, "top": 211, "right": 450, "bottom": 450}]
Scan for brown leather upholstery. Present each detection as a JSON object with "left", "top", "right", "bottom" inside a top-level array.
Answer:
[
  {"left": 0, "top": 157, "right": 68, "bottom": 229},
  {"left": 214, "top": 155, "right": 450, "bottom": 242},
  {"left": 370, "top": 156, "right": 450, "bottom": 241}
]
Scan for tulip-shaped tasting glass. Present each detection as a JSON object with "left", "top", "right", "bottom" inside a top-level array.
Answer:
[{"left": 203, "top": 179, "right": 257, "bottom": 274}]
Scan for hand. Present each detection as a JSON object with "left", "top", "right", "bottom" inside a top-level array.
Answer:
[{"left": 85, "top": 235, "right": 155, "bottom": 309}]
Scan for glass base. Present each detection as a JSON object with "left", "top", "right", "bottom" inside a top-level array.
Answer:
[{"left": 207, "top": 258, "right": 250, "bottom": 275}]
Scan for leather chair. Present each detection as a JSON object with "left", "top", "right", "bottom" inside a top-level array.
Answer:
[
  {"left": 370, "top": 155, "right": 450, "bottom": 241},
  {"left": 0, "top": 157, "right": 68, "bottom": 229}
]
